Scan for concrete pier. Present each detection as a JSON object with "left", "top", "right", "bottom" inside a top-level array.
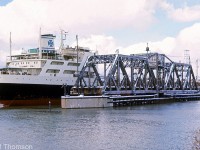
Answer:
[
  {"left": 61, "top": 95, "right": 113, "bottom": 109},
  {"left": 61, "top": 94, "right": 200, "bottom": 109}
]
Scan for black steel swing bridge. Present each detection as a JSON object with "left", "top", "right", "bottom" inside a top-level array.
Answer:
[{"left": 70, "top": 52, "right": 198, "bottom": 98}]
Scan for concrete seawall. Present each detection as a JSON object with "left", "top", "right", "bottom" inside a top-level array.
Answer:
[{"left": 61, "top": 96, "right": 113, "bottom": 109}]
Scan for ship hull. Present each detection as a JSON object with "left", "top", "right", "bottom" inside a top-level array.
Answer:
[
  {"left": 0, "top": 98, "right": 60, "bottom": 107},
  {"left": 0, "top": 83, "right": 72, "bottom": 107}
]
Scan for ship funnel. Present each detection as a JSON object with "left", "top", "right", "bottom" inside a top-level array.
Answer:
[{"left": 41, "top": 34, "right": 56, "bottom": 51}]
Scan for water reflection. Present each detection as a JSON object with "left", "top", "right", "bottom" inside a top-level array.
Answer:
[{"left": 0, "top": 102, "right": 200, "bottom": 149}]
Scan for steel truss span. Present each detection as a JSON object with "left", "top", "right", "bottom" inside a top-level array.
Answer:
[{"left": 71, "top": 53, "right": 198, "bottom": 96}]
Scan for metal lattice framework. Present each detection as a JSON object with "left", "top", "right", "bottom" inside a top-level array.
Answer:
[{"left": 72, "top": 53, "right": 198, "bottom": 95}]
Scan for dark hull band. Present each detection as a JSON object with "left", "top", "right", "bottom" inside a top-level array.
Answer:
[
  {"left": 0, "top": 83, "right": 72, "bottom": 107},
  {"left": 0, "top": 98, "right": 60, "bottom": 107}
]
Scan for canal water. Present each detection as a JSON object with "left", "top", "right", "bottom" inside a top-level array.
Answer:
[{"left": 0, "top": 101, "right": 200, "bottom": 150}]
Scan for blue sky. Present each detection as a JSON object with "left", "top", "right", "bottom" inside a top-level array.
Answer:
[
  {"left": 0, "top": 0, "right": 12, "bottom": 6},
  {"left": 0, "top": 0, "right": 200, "bottom": 69},
  {"left": 167, "top": 0, "right": 199, "bottom": 7}
]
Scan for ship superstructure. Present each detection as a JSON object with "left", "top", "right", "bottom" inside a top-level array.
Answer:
[{"left": 0, "top": 32, "right": 95, "bottom": 106}]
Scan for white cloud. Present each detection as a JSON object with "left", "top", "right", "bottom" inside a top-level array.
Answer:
[
  {"left": 0, "top": 0, "right": 160, "bottom": 39},
  {"left": 123, "top": 37, "right": 176, "bottom": 55},
  {"left": 0, "top": 39, "right": 10, "bottom": 67},
  {"left": 171, "top": 5, "right": 200, "bottom": 22},
  {"left": 160, "top": 1, "right": 200, "bottom": 22},
  {"left": 73, "top": 35, "right": 120, "bottom": 55}
]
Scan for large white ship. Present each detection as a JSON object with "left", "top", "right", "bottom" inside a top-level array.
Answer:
[{"left": 0, "top": 31, "right": 95, "bottom": 106}]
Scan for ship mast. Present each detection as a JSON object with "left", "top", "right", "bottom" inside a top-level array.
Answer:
[
  {"left": 39, "top": 28, "right": 42, "bottom": 59},
  {"left": 76, "top": 35, "right": 79, "bottom": 95},
  {"left": 76, "top": 35, "right": 79, "bottom": 74},
  {"left": 9, "top": 32, "right": 12, "bottom": 61}
]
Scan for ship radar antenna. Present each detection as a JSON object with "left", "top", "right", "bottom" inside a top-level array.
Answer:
[{"left": 60, "top": 29, "right": 68, "bottom": 53}]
